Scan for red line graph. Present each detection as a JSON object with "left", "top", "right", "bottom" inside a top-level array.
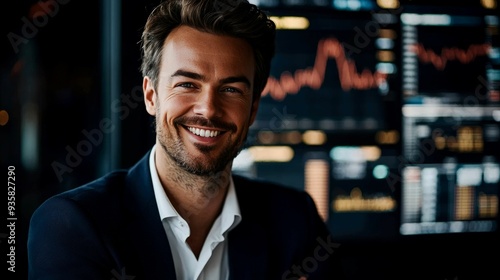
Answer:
[
  {"left": 409, "top": 43, "right": 491, "bottom": 70},
  {"left": 261, "top": 38, "right": 388, "bottom": 101}
]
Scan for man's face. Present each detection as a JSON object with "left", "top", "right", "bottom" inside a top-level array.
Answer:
[{"left": 143, "top": 25, "right": 259, "bottom": 176}]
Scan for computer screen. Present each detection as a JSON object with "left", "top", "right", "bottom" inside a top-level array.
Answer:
[
  {"left": 234, "top": 1, "right": 499, "bottom": 241},
  {"left": 399, "top": 7, "right": 500, "bottom": 235},
  {"left": 234, "top": 5, "right": 402, "bottom": 241}
]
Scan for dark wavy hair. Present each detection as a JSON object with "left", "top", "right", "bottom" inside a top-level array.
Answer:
[{"left": 140, "top": 0, "right": 276, "bottom": 99}]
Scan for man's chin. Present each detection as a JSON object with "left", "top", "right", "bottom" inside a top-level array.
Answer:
[
  {"left": 165, "top": 141, "right": 238, "bottom": 176},
  {"left": 176, "top": 156, "right": 229, "bottom": 176},
  {"left": 181, "top": 164, "right": 226, "bottom": 177}
]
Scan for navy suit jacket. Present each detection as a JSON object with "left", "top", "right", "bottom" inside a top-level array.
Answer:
[{"left": 28, "top": 150, "right": 345, "bottom": 279}]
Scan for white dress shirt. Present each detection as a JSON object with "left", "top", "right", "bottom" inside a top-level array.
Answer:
[{"left": 149, "top": 145, "right": 242, "bottom": 280}]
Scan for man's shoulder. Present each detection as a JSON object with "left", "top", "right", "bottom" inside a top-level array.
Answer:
[
  {"left": 34, "top": 150, "right": 151, "bottom": 222},
  {"left": 232, "top": 173, "right": 307, "bottom": 198},
  {"left": 231, "top": 173, "right": 330, "bottom": 245},
  {"left": 232, "top": 173, "right": 316, "bottom": 215},
  {"left": 34, "top": 170, "right": 130, "bottom": 222},
  {"left": 56, "top": 170, "right": 129, "bottom": 203}
]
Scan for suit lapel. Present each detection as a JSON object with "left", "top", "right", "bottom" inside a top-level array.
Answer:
[
  {"left": 119, "top": 153, "right": 270, "bottom": 279},
  {"left": 122, "top": 151, "right": 177, "bottom": 279},
  {"left": 228, "top": 220, "right": 269, "bottom": 280},
  {"left": 228, "top": 176, "right": 269, "bottom": 280}
]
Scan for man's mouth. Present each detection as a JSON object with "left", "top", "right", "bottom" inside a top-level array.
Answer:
[{"left": 187, "top": 126, "right": 222, "bottom": 138}]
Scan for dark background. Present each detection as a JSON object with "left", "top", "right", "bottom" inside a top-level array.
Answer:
[{"left": 1, "top": 0, "right": 499, "bottom": 279}]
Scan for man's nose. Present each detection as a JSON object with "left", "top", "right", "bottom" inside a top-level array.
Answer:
[{"left": 192, "top": 87, "right": 220, "bottom": 119}]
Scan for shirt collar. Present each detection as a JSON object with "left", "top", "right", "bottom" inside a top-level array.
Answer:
[{"left": 149, "top": 144, "right": 242, "bottom": 233}]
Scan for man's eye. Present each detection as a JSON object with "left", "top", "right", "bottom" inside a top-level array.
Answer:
[
  {"left": 176, "top": 82, "right": 195, "bottom": 88},
  {"left": 222, "top": 87, "right": 241, "bottom": 94}
]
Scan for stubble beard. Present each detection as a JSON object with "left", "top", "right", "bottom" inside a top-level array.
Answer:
[{"left": 155, "top": 114, "right": 247, "bottom": 177}]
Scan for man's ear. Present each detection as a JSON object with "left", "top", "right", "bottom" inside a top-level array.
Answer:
[{"left": 143, "top": 76, "right": 156, "bottom": 116}]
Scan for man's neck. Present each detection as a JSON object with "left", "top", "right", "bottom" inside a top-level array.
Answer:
[
  {"left": 160, "top": 166, "right": 231, "bottom": 223},
  {"left": 154, "top": 147, "right": 232, "bottom": 257}
]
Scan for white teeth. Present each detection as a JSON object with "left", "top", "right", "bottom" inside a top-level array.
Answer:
[{"left": 188, "top": 127, "right": 221, "bottom": 138}]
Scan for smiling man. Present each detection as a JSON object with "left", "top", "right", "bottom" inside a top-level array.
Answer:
[{"left": 27, "top": 1, "right": 345, "bottom": 279}]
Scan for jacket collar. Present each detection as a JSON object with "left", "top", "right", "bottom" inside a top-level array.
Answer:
[
  {"left": 123, "top": 150, "right": 177, "bottom": 279},
  {"left": 228, "top": 175, "right": 270, "bottom": 279},
  {"left": 122, "top": 149, "right": 269, "bottom": 279}
]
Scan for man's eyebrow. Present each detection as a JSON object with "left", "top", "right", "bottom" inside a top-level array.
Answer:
[
  {"left": 170, "top": 69, "right": 205, "bottom": 80},
  {"left": 220, "top": 76, "right": 251, "bottom": 89},
  {"left": 171, "top": 69, "right": 251, "bottom": 89}
]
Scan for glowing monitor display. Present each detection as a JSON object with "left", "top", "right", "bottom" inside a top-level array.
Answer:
[
  {"left": 250, "top": 8, "right": 399, "bottom": 135},
  {"left": 401, "top": 105, "right": 500, "bottom": 235},
  {"left": 240, "top": 8, "right": 401, "bottom": 241},
  {"left": 401, "top": 13, "right": 500, "bottom": 105},
  {"left": 399, "top": 8, "right": 500, "bottom": 235}
]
